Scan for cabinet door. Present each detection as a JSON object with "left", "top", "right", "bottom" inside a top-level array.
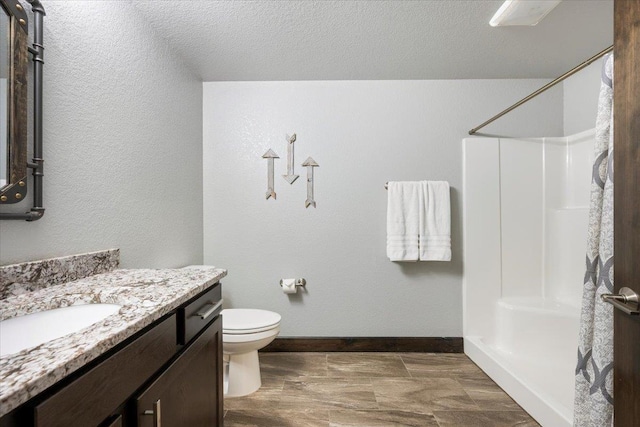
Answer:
[
  {"left": 103, "top": 414, "right": 122, "bottom": 427},
  {"left": 136, "top": 315, "right": 223, "bottom": 427},
  {"left": 34, "top": 315, "right": 177, "bottom": 427}
]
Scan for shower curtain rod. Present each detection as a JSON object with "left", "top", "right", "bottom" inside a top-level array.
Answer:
[{"left": 468, "top": 45, "right": 614, "bottom": 135}]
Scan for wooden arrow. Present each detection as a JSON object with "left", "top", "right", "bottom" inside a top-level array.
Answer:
[
  {"left": 302, "top": 156, "right": 319, "bottom": 208},
  {"left": 262, "top": 149, "right": 279, "bottom": 200},
  {"left": 282, "top": 133, "right": 299, "bottom": 184}
]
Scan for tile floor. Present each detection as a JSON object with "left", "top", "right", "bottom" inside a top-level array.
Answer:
[{"left": 223, "top": 352, "right": 540, "bottom": 426}]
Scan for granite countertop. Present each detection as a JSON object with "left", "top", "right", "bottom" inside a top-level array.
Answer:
[{"left": 0, "top": 266, "right": 227, "bottom": 417}]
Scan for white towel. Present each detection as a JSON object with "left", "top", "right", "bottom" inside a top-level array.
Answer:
[
  {"left": 419, "top": 181, "right": 451, "bottom": 261},
  {"left": 386, "top": 182, "right": 421, "bottom": 261}
]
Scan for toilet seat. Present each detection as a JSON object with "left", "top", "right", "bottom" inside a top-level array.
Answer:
[{"left": 222, "top": 309, "right": 281, "bottom": 335}]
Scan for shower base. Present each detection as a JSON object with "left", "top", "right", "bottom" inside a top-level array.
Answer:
[{"left": 464, "top": 297, "right": 580, "bottom": 427}]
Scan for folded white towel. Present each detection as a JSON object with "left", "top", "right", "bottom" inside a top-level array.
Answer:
[
  {"left": 386, "top": 182, "right": 421, "bottom": 261},
  {"left": 419, "top": 181, "right": 451, "bottom": 261}
]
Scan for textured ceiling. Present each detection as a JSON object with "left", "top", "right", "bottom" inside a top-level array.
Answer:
[{"left": 132, "top": 0, "right": 613, "bottom": 81}]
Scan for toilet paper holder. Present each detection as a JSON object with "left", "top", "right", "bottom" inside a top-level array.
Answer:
[{"left": 279, "top": 278, "right": 307, "bottom": 288}]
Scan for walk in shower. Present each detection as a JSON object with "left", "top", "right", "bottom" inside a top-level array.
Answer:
[{"left": 462, "top": 129, "right": 594, "bottom": 427}]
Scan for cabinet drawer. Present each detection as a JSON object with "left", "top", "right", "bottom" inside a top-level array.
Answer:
[
  {"left": 178, "top": 283, "right": 222, "bottom": 345},
  {"left": 34, "top": 315, "right": 177, "bottom": 427}
]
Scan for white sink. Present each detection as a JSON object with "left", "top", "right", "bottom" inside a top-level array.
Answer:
[{"left": 0, "top": 304, "right": 121, "bottom": 357}]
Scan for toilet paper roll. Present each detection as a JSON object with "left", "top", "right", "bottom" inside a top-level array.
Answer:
[{"left": 281, "top": 278, "right": 297, "bottom": 294}]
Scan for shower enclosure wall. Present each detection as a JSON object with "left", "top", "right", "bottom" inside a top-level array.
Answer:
[{"left": 462, "top": 129, "right": 594, "bottom": 427}]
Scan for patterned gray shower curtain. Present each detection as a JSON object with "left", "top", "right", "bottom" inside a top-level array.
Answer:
[{"left": 573, "top": 53, "right": 614, "bottom": 427}]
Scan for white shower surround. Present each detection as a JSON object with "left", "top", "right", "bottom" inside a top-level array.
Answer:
[{"left": 463, "top": 129, "right": 594, "bottom": 427}]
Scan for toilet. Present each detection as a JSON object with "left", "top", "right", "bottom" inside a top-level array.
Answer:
[{"left": 221, "top": 308, "right": 281, "bottom": 397}]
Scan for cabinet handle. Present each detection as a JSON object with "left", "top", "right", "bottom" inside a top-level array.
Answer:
[
  {"left": 143, "top": 399, "right": 161, "bottom": 427},
  {"left": 193, "top": 299, "right": 224, "bottom": 320}
]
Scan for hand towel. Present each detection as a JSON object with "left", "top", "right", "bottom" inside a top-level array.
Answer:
[
  {"left": 386, "top": 181, "right": 421, "bottom": 261},
  {"left": 419, "top": 181, "right": 451, "bottom": 261}
]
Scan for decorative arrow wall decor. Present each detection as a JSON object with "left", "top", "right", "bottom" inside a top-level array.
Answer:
[
  {"left": 261, "top": 133, "right": 319, "bottom": 207},
  {"left": 262, "top": 149, "right": 279, "bottom": 200},
  {"left": 302, "top": 156, "right": 319, "bottom": 208},
  {"left": 282, "top": 133, "right": 299, "bottom": 184}
]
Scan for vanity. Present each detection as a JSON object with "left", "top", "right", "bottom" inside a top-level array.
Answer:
[{"left": 0, "top": 250, "right": 226, "bottom": 427}]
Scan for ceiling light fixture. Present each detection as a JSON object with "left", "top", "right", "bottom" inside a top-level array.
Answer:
[{"left": 490, "top": 0, "right": 562, "bottom": 27}]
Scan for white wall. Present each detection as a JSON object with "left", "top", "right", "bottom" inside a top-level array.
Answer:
[
  {"left": 0, "top": 1, "right": 203, "bottom": 268},
  {"left": 563, "top": 61, "right": 601, "bottom": 135},
  {"left": 203, "top": 80, "right": 563, "bottom": 337}
]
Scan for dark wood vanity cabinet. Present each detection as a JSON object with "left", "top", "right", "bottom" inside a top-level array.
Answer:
[
  {"left": 136, "top": 315, "right": 223, "bottom": 427},
  {"left": 0, "top": 283, "right": 223, "bottom": 427},
  {"left": 103, "top": 415, "right": 123, "bottom": 427}
]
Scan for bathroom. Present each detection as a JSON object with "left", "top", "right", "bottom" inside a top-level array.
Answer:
[{"left": 0, "top": 1, "right": 638, "bottom": 426}]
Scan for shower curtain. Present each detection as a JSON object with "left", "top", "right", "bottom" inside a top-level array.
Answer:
[{"left": 574, "top": 53, "right": 614, "bottom": 427}]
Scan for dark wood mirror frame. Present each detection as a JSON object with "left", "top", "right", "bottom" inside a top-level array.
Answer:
[{"left": 0, "top": 0, "right": 28, "bottom": 205}]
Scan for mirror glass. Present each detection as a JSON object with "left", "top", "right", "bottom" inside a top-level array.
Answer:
[
  {"left": 0, "top": 0, "right": 28, "bottom": 204},
  {"left": 0, "top": 5, "right": 9, "bottom": 189}
]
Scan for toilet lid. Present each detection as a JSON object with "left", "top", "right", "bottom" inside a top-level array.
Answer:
[{"left": 222, "top": 309, "right": 281, "bottom": 334}]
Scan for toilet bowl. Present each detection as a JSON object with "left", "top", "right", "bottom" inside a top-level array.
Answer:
[{"left": 222, "top": 308, "right": 281, "bottom": 397}]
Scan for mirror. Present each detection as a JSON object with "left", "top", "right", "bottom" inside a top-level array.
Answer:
[{"left": 0, "top": 0, "right": 28, "bottom": 204}]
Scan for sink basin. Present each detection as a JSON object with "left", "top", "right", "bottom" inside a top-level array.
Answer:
[{"left": 0, "top": 304, "right": 121, "bottom": 357}]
